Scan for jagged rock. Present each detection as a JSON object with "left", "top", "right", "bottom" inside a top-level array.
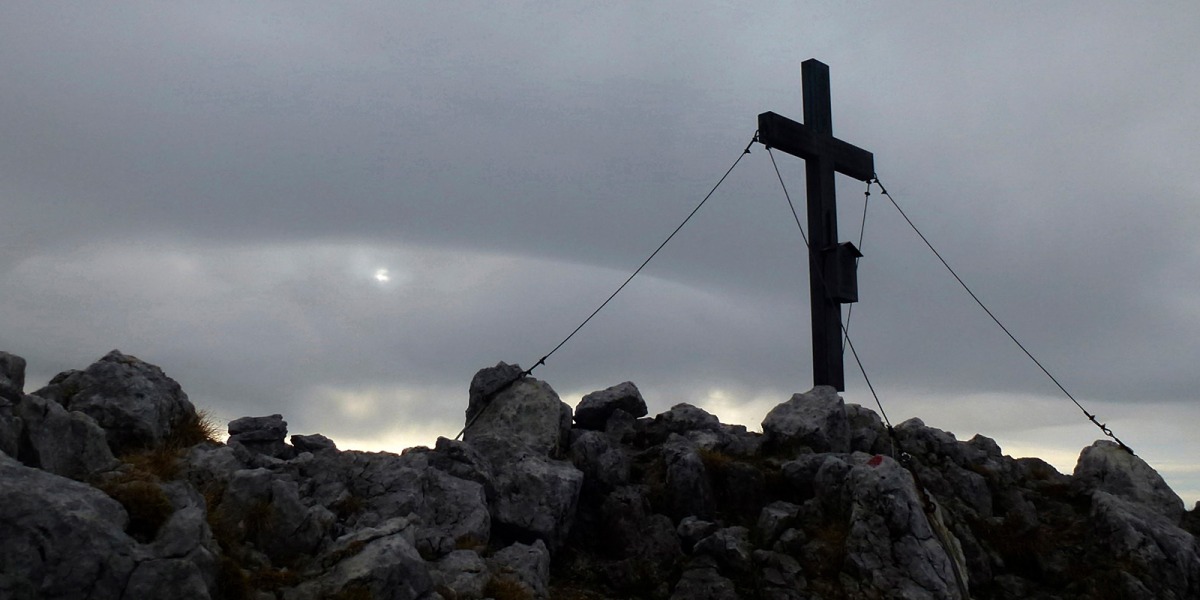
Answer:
[
  {"left": 756, "top": 501, "right": 800, "bottom": 548},
  {"left": 575, "top": 381, "right": 648, "bottom": 430},
  {"left": 0, "top": 353, "right": 23, "bottom": 460},
  {"left": 228, "top": 414, "right": 294, "bottom": 460},
  {"left": 287, "top": 517, "right": 433, "bottom": 600},
  {"left": 5, "top": 350, "right": 1199, "bottom": 600},
  {"left": 846, "top": 402, "right": 892, "bottom": 454},
  {"left": 1088, "top": 490, "right": 1200, "bottom": 598},
  {"left": 431, "top": 549, "right": 489, "bottom": 599},
  {"left": 0, "top": 452, "right": 138, "bottom": 599},
  {"left": 603, "top": 408, "right": 638, "bottom": 444},
  {"left": 570, "top": 429, "right": 630, "bottom": 490},
  {"left": 656, "top": 402, "right": 721, "bottom": 434},
  {"left": 487, "top": 540, "right": 551, "bottom": 600},
  {"left": 670, "top": 556, "right": 740, "bottom": 600},
  {"left": 660, "top": 435, "right": 717, "bottom": 520},
  {"left": 893, "top": 418, "right": 994, "bottom": 519},
  {"left": 693, "top": 526, "right": 753, "bottom": 575},
  {"left": 122, "top": 559, "right": 213, "bottom": 600},
  {"left": 464, "top": 363, "right": 571, "bottom": 457},
  {"left": 761, "top": 386, "right": 850, "bottom": 454},
  {"left": 471, "top": 436, "right": 582, "bottom": 550},
  {"left": 466, "top": 361, "right": 524, "bottom": 421},
  {"left": 290, "top": 447, "right": 492, "bottom": 558},
  {"left": 601, "top": 512, "right": 683, "bottom": 594},
  {"left": 753, "top": 550, "right": 807, "bottom": 600},
  {"left": 33, "top": 350, "right": 198, "bottom": 455},
  {"left": 181, "top": 442, "right": 246, "bottom": 493},
  {"left": 1075, "top": 439, "right": 1185, "bottom": 523},
  {"left": 598, "top": 485, "right": 652, "bottom": 551},
  {"left": 410, "top": 467, "right": 492, "bottom": 558},
  {"left": 291, "top": 433, "right": 337, "bottom": 453},
  {"left": 151, "top": 482, "right": 220, "bottom": 586},
  {"left": 210, "top": 468, "right": 334, "bottom": 565},
  {"left": 678, "top": 516, "right": 720, "bottom": 552},
  {"left": 833, "top": 454, "right": 967, "bottom": 600},
  {"left": 0, "top": 351, "right": 25, "bottom": 402},
  {"left": 416, "top": 436, "right": 497, "bottom": 502},
  {"left": 12, "top": 393, "right": 118, "bottom": 479},
  {"left": 0, "top": 395, "right": 19, "bottom": 459}
]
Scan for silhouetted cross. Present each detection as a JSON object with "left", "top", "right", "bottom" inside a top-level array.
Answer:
[{"left": 758, "top": 59, "right": 874, "bottom": 391}]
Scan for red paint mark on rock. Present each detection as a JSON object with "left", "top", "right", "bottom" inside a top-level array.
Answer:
[{"left": 867, "top": 455, "right": 884, "bottom": 467}]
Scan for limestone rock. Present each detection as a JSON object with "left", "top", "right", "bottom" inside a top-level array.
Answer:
[
  {"left": 464, "top": 363, "right": 571, "bottom": 457},
  {"left": 661, "top": 435, "right": 716, "bottom": 520},
  {"left": 34, "top": 350, "right": 197, "bottom": 454},
  {"left": 761, "top": 386, "right": 850, "bottom": 454},
  {"left": 291, "top": 433, "right": 337, "bottom": 454},
  {"left": 0, "top": 351, "right": 25, "bottom": 402},
  {"left": 693, "top": 526, "right": 753, "bottom": 575},
  {"left": 677, "top": 516, "right": 720, "bottom": 553},
  {"left": 210, "top": 468, "right": 333, "bottom": 565},
  {"left": 836, "top": 454, "right": 966, "bottom": 599},
  {"left": 1075, "top": 439, "right": 1185, "bottom": 523},
  {"left": 487, "top": 540, "right": 551, "bottom": 600},
  {"left": 430, "top": 549, "right": 489, "bottom": 599},
  {"left": 575, "top": 381, "right": 647, "bottom": 430},
  {"left": 228, "top": 414, "right": 294, "bottom": 459},
  {"left": 0, "top": 394, "right": 18, "bottom": 459},
  {"left": 656, "top": 402, "right": 721, "bottom": 434},
  {"left": 1087, "top": 490, "right": 1200, "bottom": 599},
  {"left": 670, "top": 557, "right": 740, "bottom": 600},
  {"left": 0, "top": 452, "right": 138, "bottom": 599},
  {"left": 287, "top": 517, "right": 433, "bottom": 600},
  {"left": 12, "top": 393, "right": 118, "bottom": 479},
  {"left": 570, "top": 429, "right": 630, "bottom": 490},
  {"left": 846, "top": 402, "right": 892, "bottom": 454},
  {"left": 472, "top": 436, "right": 583, "bottom": 550}
]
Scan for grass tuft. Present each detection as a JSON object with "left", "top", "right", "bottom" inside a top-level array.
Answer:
[{"left": 483, "top": 576, "right": 534, "bottom": 600}]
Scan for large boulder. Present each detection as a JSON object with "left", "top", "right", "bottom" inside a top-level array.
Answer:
[
  {"left": 574, "top": 381, "right": 648, "bottom": 430},
  {"left": 656, "top": 403, "right": 721, "bottom": 434},
  {"left": 209, "top": 468, "right": 335, "bottom": 565},
  {"left": 487, "top": 540, "right": 551, "bottom": 600},
  {"left": 1074, "top": 439, "right": 1185, "bottom": 523},
  {"left": 831, "top": 454, "right": 967, "bottom": 599},
  {"left": 11, "top": 393, "right": 118, "bottom": 480},
  {"left": 1087, "top": 490, "right": 1200, "bottom": 598},
  {"left": 761, "top": 386, "right": 850, "bottom": 454},
  {"left": 0, "top": 352, "right": 26, "bottom": 457},
  {"left": 34, "top": 350, "right": 198, "bottom": 455},
  {"left": 0, "top": 452, "right": 138, "bottom": 599},
  {"left": 470, "top": 436, "right": 583, "bottom": 550},
  {"left": 661, "top": 435, "right": 717, "bottom": 521},
  {"left": 0, "top": 351, "right": 25, "bottom": 402},
  {"left": 228, "top": 414, "right": 294, "bottom": 460},
  {"left": 285, "top": 517, "right": 433, "bottom": 600},
  {"left": 464, "top": 363, "right": 571, "bottom": 457}
]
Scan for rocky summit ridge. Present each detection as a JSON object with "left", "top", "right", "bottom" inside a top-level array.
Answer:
[{"left": 1, "top": 350, "right": 1198, "bottom": 600}]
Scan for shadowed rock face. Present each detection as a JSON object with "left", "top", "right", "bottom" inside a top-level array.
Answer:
[
  {"left": 1, "top": 351, "right": 1198, "bottom": 600},
  {"left": 33, "top": 350, "right": 198, "bottom": 455}
]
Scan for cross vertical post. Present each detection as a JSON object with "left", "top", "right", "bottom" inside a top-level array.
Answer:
[{"left": 758, "top": 59, "right": 874, "bottom": 391}]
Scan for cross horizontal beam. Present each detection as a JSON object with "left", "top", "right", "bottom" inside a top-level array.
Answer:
[{"left": 757, "top": 111, "right": 875, "bottom": 182}]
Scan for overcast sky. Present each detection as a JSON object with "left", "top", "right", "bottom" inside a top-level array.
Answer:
[{"left": 3, "top": 2, "right": 1198, "bottom": 503}]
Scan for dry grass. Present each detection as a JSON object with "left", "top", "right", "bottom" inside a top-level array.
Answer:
[
  {"left": 168, "top": 408, "right": 223, "bottom": 449},
  {"left": 483, "top": 576, "right": 533, "bottom": 600},
  {"left": 99, "top": 478, "right": 174, "bottom": 542}
]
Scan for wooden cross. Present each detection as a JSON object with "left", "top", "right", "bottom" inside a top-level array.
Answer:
[{"left": 758, "top": 59, "right": 874, "bottom": 391}]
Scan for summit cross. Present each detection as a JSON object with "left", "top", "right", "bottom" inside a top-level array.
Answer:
[{"left": 758, "top": 59, "right": 875, "bottom": 391}]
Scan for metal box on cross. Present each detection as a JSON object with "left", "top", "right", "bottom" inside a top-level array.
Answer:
[{"left": 825, "top": 241, "right": 862, "bottom": 304}]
